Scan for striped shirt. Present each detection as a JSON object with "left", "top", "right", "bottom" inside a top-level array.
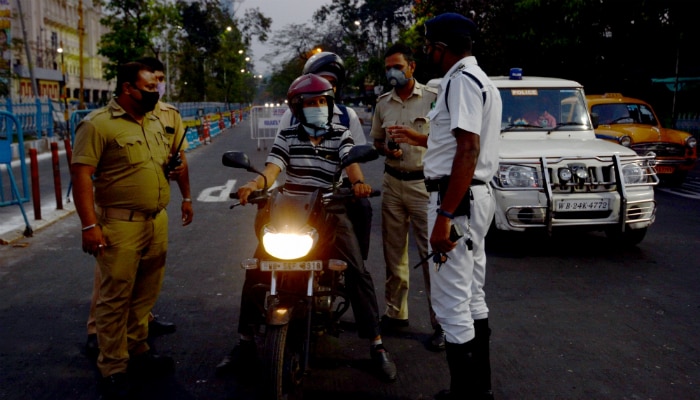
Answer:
[{"left": 266, "top": 123, "right": 354, "bottom": 195}]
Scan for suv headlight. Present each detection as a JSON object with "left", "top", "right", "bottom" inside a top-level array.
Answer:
[
  {"left": 261, "top": 225, "right": 318, "bottom": 260},
  {"left": 622, "top": 163, "right": 645, "bottom": 184},
  {"left": 497, "top": 165, "right": 540, "bottom": 187},
  {"left": 686, "top": 136, "right": 697, "bottom": 149}
]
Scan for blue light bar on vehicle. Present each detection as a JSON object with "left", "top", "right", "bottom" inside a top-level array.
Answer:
[{"left": 510, "top": 68, "right": 523, "bottom": 80}]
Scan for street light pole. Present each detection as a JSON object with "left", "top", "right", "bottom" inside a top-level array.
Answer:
[
  {"left": 78, "top": 0, "right": 85, "bottom": 109},
  {"left": 57, "top": 43, "right": 69, "bottom": 133}
]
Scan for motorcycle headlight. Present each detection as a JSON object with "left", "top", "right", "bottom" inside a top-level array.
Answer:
[
  {"left": 261, "top": 225, "right": 318, "bottom": 260},
  {"left": 622, "top": 163, "right": 645, "bottom": 184},
  {"left": 686, "top": 136, "right": 697, "bottom": 149},
  {"left": 498, "top": 165, "right": 540, "bottom": 188}
]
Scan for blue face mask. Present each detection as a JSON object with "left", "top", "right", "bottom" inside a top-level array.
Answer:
[
  {"left": 386, "top": 68, "right": 409, "bottom": 87},
  {"left": 302, "top": 106, "right": 330, "bottom": 137}
]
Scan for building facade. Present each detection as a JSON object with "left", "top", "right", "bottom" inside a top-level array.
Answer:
[{"left": 5, "top": 0, "right": 111, "bottom": 105}]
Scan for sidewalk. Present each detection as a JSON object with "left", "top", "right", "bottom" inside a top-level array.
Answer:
[{"left": 0, "top": 140, "right": 75, "bottom": 245}]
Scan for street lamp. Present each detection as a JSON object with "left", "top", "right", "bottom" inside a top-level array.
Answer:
[{"left": 57, "top": 43, "right": 69, "bottom": 131}]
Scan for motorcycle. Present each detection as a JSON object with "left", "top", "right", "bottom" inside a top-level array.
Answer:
[{"left": 222, "top": 145, "right": 379, "bottom": 400}]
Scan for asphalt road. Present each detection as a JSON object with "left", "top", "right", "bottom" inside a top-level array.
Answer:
[{"left": 1, "top": 118, "right": 699, "bottom": 400}]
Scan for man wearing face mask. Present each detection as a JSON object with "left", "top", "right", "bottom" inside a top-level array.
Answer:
[
  {"left": 216, "top": 74, "right": 397, "bottom": 382},
  {"left": 370, "top": 43, "right": 441, "bottom": 348},
  {"left": 72, "top": 62, "right": 176, "bottom": 399},
  {"left": 82, "top": 57, "right": 193, "bottom": 361}
]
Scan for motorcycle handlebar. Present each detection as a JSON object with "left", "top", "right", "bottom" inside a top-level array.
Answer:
[
  {"left": 229, "top": 189, "right": 269, "bottom": 204},
  {"left": 325, "top": 188, "right": 381, "bottom": 201}
]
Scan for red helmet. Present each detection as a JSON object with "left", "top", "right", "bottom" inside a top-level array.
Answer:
[{"left": 287, "top": 74, "right": 335, "bottom": 128}]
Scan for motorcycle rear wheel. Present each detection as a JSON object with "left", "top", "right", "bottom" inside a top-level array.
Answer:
[{"left": 263, "top": 323, "right": 305, "bottom": 400}]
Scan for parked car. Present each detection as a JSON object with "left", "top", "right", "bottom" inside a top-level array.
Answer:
[
  {"left": 586, "top": 93, "right": 697, "bottom": 185},
  {"left": 428, "top": 72, "right": 659, "bottom": 245}
]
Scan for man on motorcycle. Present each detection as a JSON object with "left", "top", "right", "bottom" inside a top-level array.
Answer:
[{"left": 216, "top": 73, "right": 397, "bottom": 382}]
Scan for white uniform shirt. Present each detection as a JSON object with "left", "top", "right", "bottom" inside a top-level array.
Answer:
[
  {"left": 423, "top": 56, "right": 501, "bottom": 183},
  {"left": 277, "top": 104, "right": 366, "bottom": 145}
]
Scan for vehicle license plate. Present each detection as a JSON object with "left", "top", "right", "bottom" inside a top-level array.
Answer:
[
  {"left": 655, "top": 165, "right": 674, "bottom": 174},
  {"left": 555, "top": 199, "right": 611, "bottom": 212},
  {"left": 260, "top": 260, "right": 323, "bottom": 271}
]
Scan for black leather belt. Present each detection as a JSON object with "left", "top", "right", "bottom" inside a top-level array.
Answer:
[
  {"left": 424, "top": 176, "right": 486, "bottom": 192},
  {"left": 384, "top": 164, "right": 425, "bottom": 181}
]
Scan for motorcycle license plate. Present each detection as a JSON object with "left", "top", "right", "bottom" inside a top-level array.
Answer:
[
  {"left": 260, "top": 260, "right": 323, "bottom": 271},
  {"left": 555, "top": 198, "right": 610, "bottom": 212}
]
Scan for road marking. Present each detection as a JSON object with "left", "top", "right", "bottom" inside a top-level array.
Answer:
[
  {"left": 196, "top": 180, "right": 280, "bottom": 202},
  {"left": 197, "top": 179, "right": 237, "bottom": 202}
]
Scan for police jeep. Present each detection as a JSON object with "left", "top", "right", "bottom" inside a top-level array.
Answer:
[{"left": 488, "top": 70, "right": 658, "bottom": 245}]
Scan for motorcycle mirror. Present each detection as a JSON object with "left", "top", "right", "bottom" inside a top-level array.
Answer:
[
  {"left": 339, "top": 145, "right": 379, "bottom": 170},
  {"left": 222, "top": 151, "right": 256, "bottom": 172}
]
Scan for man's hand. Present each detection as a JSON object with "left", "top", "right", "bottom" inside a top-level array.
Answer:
[
  {"left": 430, "top": 216, "right": 457, "bottom": 254},
  {"left": 352, "top": 182, "right": 372, "bottom": 198},
  {"left": 181, "top": 201, "right": 193, "bottom": 226},
  {"left": 82, "top": 225, "right": 107, "bottom": 257},
  {"left": 389, "top": 125, "right": 428, "bottom": 148},
  {"left": 236, "top": 181, "right": 258, "bottom": 205}
]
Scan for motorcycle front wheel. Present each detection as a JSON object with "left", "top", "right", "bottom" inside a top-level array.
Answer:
[{"left": 263, "top": 322, "right": 305, "bottom": 400}]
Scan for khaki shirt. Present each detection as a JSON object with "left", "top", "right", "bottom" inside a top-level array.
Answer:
[
  {"left": 153, "top": 101, "right": 188, "bottom": 153},
  {"left": 370, "top": 81, "right": 438, "bottom": 172},
  {"left": 72, "top": 98, "right": 171, "bottom": 212}
]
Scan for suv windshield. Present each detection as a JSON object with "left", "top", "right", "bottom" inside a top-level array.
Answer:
[
  {"left": 590, "top": 103, "right": 658, "bottom": 126},
  {"left": 500, "top": 88, "right": 590, "bottom": 131}
]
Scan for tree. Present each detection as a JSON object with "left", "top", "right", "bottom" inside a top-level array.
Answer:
[
  {"left": 173, "top": 1, "right": 270, "bottom": 103},
  {"left": 96, "top": 0, "right": 179, "bottom": 81}
]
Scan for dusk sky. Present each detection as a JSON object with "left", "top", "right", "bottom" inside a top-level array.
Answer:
[{"left": 241, "top": 0, "right": 333, "bottom": 74}]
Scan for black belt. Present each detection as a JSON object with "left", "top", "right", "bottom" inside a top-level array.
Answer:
[
  {"left": 384, "top": 164, "right": 425, "bottom": 181},
  {"left": 424, "top": 176, "right": 486, "bottom": 192}
]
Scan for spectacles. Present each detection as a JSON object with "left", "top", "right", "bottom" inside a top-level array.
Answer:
[{"left": 423, "top": 41, "right": 448, "bottom": 54}]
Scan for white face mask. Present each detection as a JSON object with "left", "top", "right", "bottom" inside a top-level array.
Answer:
[
  {"left": 303, "top": 106, "right": 330, "bottom": 137},
  {"left": 157, "top": 82, "right": 166, "bottom": 97}
]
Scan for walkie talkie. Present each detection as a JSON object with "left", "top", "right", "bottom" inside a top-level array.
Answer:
[{"left": 165, "top": 132, "right": 187, "bottom": 178}]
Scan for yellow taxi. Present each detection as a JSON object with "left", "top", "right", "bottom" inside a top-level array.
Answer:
[{"left": 587, "top": 93, "right": 697, "bottom": 185}]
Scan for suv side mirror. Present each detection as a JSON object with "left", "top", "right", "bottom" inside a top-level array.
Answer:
[{"left": 591, "top": 113, "right": 600, "bottom": 129}]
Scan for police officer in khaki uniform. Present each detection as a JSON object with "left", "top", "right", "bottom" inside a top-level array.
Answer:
[
  {"left": 370, "top": 43, "right": 442, "bottom": 348},
  {"left": 72, "top": 62, "right": 176, "bottom": 399},
  {"left": 84, "top": 58, "right": 193, "bottom": 361}
]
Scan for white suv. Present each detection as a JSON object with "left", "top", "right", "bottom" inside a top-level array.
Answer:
[{"left": 488, "top": 73, "right": 658, "bottom": 245}]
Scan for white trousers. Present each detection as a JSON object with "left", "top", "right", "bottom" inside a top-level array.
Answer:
[{"left": 428, "top": 184, "right": 495, "bottom": 344}]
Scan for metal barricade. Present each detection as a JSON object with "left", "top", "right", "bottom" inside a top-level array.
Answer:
[
  {"left": 249, "top": 106, "right": 287, "bottom": 150},
  {"left": 0, "top": 111, "right": 32, "bottom": 236}
]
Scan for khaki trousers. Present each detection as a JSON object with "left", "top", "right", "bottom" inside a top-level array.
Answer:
[
  {"left": 381, "top": 174, "right": 436, "bottom": 327},
  {"left": 95, "top": 210, "right": 168, "bottom": 377}
]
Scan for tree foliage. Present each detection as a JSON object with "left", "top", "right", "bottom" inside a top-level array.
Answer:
[{"left": 96, "top": 0, "right": 179, "bottom": 81}]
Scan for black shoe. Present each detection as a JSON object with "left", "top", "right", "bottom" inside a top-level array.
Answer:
[
  {"left": 215, "top": 339, "right": 256, "bottom": 377},
  {"left": 428, "top": 326, "right": 446, "bottom": 352},
  {"left": 370, "top": 345, "right": 397, "bottom": 382},
  {"left": 100, "top": 372, "right": 130, "bottom": 400},
  {"left": 85, "top": 333, "right": 99, "bottom": 361},
  {"left": 128, "top": 350, "right": 175, "bottom": 379},
  {"left": 381, "top": 315, "right": 409, "bottom": 332},
  {"left": 148, "top": 316, "right": 176, "bottom": 337}
]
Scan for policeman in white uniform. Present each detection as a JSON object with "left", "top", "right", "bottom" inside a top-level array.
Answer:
[{"left": 422, "top": 13, "right": 502, "bottom": 400}]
